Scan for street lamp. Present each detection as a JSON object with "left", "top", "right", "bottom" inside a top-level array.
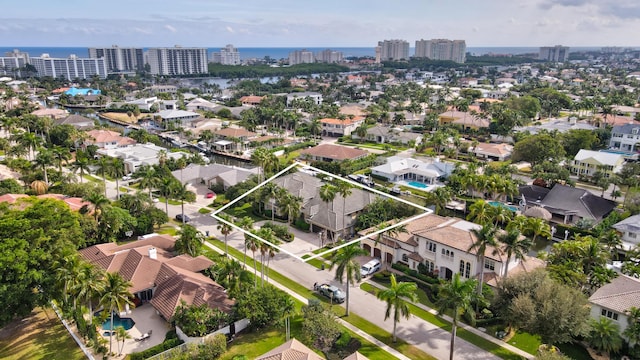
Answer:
[
  {"left": 551, "top": 226, "right": 556, "bottom": 239},
  {"left": 564, "top": 230, "right": 570, "bottom": 241}
]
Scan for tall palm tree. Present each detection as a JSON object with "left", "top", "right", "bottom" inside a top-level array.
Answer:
[
  {"left": 335, "top": 181, "right": 353, "bottom": 240},
  {"left": 176, "top": 224, "right": 204, "bottom": 257},
  {"left": 376, "top": 274, "right": 418, "bottom": 342},
  {"left": 99, "top": 272, "right": 133, "bottom": 354},
  {"left": 265, "top": 241, "right": 280, "bottom": 284},
  {"left": 251, "top": 147, "right": 268, "bottom": 183},
  {"left": 436, "top": 273, "right": 478, "bottom": 360},
  {"left": 217, "top": 213, "right": 234, "bottom": 257},
  {"left": 498, "top": 229, "right": 532, "bottom": 278},
  {"left": 319, "top": 183, "right": 337, "bottom": 244},
  {"left": 246, "top": 230, "right": 261, "bottom": 286},
  {"left": 52, "top": 145, "right": 72, "bottom": 173},
  {"left": 95, "top": 156, "right": 110, "bottom": 197},
  {"left": 107, "top": 157, "right": 126, "bottom": 199},
  {"left": 158, "top": 177, "right": 178, "bottom": 215},
  {"left": 624, "top": 306, "right": 640, "bottom": 349},
  {"left": 12, "top": 130, "right": 41, "bottom": 160},
  {"left": 600, "top": 230, "right": 622, "bottom": 260},
  {"left": 55, "top": 254, "right": 81, "bottom": 307},
  {"left": 71, "top": 153, "right": 91, "bottom": 183},
  {"left": 34, "top": 147, "right": 53, "bottom": 185},
  {"left": 330, "top": 243, "right": 367, "bottom": 316},
  {"left": 469, "top": 224, "right": 498, "bottom": 299},
  {"left": 75, "top": 262, "right": 105, "bottom": 324},
  {"left": 308, "top": 118, "right": 321, "bottom": 143},
  {"left": 523, "top": 217, "right": 551, "bottom": 244},
  {"left": 135, "top": 165, "right": 158, "bottom": 200},
  {"left": 115, "top": 326, "right": 131, "bottom": 355},
  {"left": 238, "top": 216, "right": 254, "bottom": 267},
  {"left": 257, "top": 227, "right": 275, "bottom": 287}
]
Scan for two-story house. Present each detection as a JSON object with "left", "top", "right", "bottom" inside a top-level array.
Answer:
[
  {"left": 320, "top": 117, "right": 364, "bottom": 137},
  {"left": 572, "top": 149, "right": 625, "bottom": 178},
  {"left": 213, "top": 127, "right": 258, "bottom": 152},
  {"left": 84, "top": 129, "right": 136, "bottom": 149},
  {"left": 612, "top": 214, "right": 640, "bottom": 251},
  {"left": 610, "top": 124, "right": 640, "bottom": 154},
  {"left": 589, "top": 275, "right": 640, "bottom": 340},
  {"left": 298, "top": 144, "right": 369, "bottom": 163},
  {"left": 286, "top": 92, "right": 323, "bottom": 107},
  {"left": 359, "top": 215, "right": 544, "bottom": 284}
]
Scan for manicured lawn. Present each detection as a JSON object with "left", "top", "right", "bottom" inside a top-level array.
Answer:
[
  {"left": 157, "top": 224, "right": 178, "bottom": 236},
  {"left": 0, "top": 308, "right": 85, "bottom": 360},
  {"left": 198, "top": 208, "right": 212, "bottom": 214},
  {"left": 158, "top": 197, "right": 181, "bottom": 205},
  {"left": 507, "top": 331, "right": 541, "bottom": 355},
  {"left": 223, "top": 203, "right": 263, "bottom": 222}
]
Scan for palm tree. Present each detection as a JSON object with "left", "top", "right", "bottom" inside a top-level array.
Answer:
[
  {"left": 158, "top": 177, "right": 178, "bottom": 215},
  {"left": 624, "top": 306, "right": 640, "bottom": 349},
  {"left": 115, "top": 326, "right": 131, "bottom": 355},
  {"left": 52, "top": 145, "right": 72, "bottom": 173},
  {"left": 251, "top": 147, "right": 269, "bottom": 183},
  {"left": 330, "top": 243, "right": 367, "bottom": 316},
  {"left": 95, "top": 156, "right": 110, "bottom": 197},
  {"left": 588, "top": 317, "right": 622, "bottom": 356},
  {"left": 75, "top": 262, "right": 105, "bottom": 324},
  {"left": 107, "top": 157, "right": 126, "bottom": 199},
  {"left": 469, "top": 224, "right": 498, "bottom": 300},
  {"left": 257, "top": 227, "right": 275, "bottom": 287},
  {"left": 335, "top": 181, "right": 353, "bottom": 239},
  {"left": 376, "top": 274, "right": 418, "bottom": 342},
  {"left": 33, "top": 147, "right": 53, "bottom": 185},
  {"left": 265, "top": 241, "right": 280, "bottom": 284},
  {"left": 84, "top": 192, "right": 110, "bottom": 221},
  {"left": 245, "top": 230, "right": 261, "bottom": 286},
  {"left": 71, "top": 153, "right": 91, "bottom": 183},
  {"left": 176, "top": 224, "right": 204, "bottom": 257},
  {"left": 308, "top": 118, "right": 321, "bottom": 143},
  {"left": 260, "top": 182, "right": 280, "bottom": 221},
  {"left": 238, "top": 216, "right": 254, "bottom": 267},
  {"left": 498, "top": 229, "right": 532, "bottom": 278},
  {"left": 319, "top": 183, "right": 337, "bottom": 244},
  {"left": 429, "top": 186, "right": 452, "bottom": 215},
  {"left": 12, "top": 130, "right": 41, "bottom": 160},
  {"left": 99, "top": 272, "right": 133, "bottom": 354},
  {"left": 55, "top": 254, "right": 81, "bottom": 307},
  {"left": 135, "top": 165, "right": 158, "bottom": 200},
  {"left": 523, "top": 217, "right": 551, "bottom": 244},
  {"left": 217, "top": 213, "right": 234, "bottom": 257},
  {"left": 436, "top": 273, "right": 478, "bottom": 360},
  {"left": 600, "top": 230, "right": 622, "bottom": 260},
  {"left": 467, "top": 200, "right": 492, "bottom": 226},
  {"left": 278, "top": 192, "right": 302, "bottom": 226}
]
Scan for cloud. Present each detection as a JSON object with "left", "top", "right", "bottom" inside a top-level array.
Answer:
[{"left": 164, "top": 24, "right": 177, "bottom": 32}]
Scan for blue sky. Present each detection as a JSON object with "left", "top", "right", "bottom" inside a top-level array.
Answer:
[{"left": 1, "top": 0, "right": 639, "bottom": 47}]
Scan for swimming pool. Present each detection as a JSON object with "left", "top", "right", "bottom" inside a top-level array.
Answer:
[
  {"left": 488, "top": 201, "right": 518, "bottom": 212},
  {"left": 407, "top": 181, "right": 429, "bottom": 189},
  {"left": 101, "top": 314, "right": 135, "bottom": 331}
]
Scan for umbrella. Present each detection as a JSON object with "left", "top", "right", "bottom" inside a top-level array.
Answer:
[{"left": 524, "top": 206, "right": 552, "bottom": 221}]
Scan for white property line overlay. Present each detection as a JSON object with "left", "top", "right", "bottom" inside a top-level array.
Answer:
[{"left": 212, "top": 161, "right": 433, "bottom": 262}]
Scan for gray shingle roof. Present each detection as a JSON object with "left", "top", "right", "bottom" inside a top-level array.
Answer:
[{"left": 612, "top": 214, "right": 640, "bottom": 233}]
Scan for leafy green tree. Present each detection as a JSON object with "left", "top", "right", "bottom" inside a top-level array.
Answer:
[
  {"left": 233, "top": 285, "right": 292, "bottom": 329},
  {"left": 301, "top": 299, "right": 341, "bottom": 353},
  {"left": 376, "top": 274, "right": 418, "bottom": 342},
  {"left": 173, "top": 300, "right": 228, "bottom": 337},
  {"left": 330, "top": 243, "right": 367, "bottom": 316},
  {"left": 99, "top": 272, "right": 133, "bottom": 354},
  {"left": 624, "top": 306, "right": 640, "bottom": 349},
  {"left": 96, "top": 206, "right": 137, "bottom": 243},
  {"left": 561, "top": 129, "right": 599, "bottom": 157},
  {"left": 512, "top": 133, "right": 566, "bottom": 167},
  {"left": 176, "top": 224, "right": 204, "bottom": 257},
  {"left": 588, "top": 317, "right": 622, "bottom": 356},
  {"left": 0, "top": 178, "right": 24, "bottom": 195},
  {"left": 436, "top": 273, "right": 479, "bottom": 360}
]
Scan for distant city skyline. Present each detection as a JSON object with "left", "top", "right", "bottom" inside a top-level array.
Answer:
[{"left": 2, "top": 0, "right": 640, "bottom": 47}]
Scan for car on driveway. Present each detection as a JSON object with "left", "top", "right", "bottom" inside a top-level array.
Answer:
[
  {"left": 175, "top": 214, "right": 191, "bottom": 223},
  {"left": 314, "top": 283, "right": 346, "bottom": 303},
  {"left": 206, "top": 192, "right": 215, "bottom": 199}
]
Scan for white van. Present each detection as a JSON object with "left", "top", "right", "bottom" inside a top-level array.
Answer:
[{"left": 360, "top": 259, "right": 381, "bottom": 277}]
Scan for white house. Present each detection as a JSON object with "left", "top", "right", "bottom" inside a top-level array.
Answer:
[
  {"left": 612, "top": 214, "right": 640, "bottom": 251},
  {"left": 155, "top": 109, "right": 201, "bottom": 128},
  {"left": 320, "top": 117, "right": 365, "bottom": 137},
  {"left": 97, "top": 143, "right": 188, "bottom": 174},
  {"left": 286, "top": 92, "right": 323, "bottom": 107},
  {"left": 572, "top": 149, "right": 625, "bottom": 178},
  {"left": 610, "top": 124, "right": 640, "bottom": 153},
  {"left": 370, "top": 156, "right": 454, "bottom": 185},
  {"left": 589, "top": 275, "right": 640, "bottom": 339}
]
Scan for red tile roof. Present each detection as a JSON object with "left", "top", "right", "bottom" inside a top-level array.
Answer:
[{"left": 298, "top": 144, "right": 369, "bottom": 161}]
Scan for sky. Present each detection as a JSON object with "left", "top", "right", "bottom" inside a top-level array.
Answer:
[{"left": 1, "top": 0, "right": 639, "bottom": 48}]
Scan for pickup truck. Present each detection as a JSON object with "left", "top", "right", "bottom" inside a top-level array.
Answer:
[{"left": 314, "top": 283, "right": 346, "bottom": 303}]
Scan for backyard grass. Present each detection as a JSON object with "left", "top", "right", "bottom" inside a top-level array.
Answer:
[
  {"left": 223, "top": 203, "right": 263, "bottom": 222},
  {"left": 157, "top": 224, "right": 178, "bottom": 236},
  {"left": 506, "top": 331, "right": 541, "bottom": 355},
  {"left": 198, "top": 208, "right": 212, "bottom": 214},
  {"left": 0, "top": 308, "right": 85, "bottom": 360}
]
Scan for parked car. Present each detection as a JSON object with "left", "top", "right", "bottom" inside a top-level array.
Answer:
[
  {"left": 175, "top": 214, "right": 191, "bottom": 223},
  {"left": 360, "top": 259, "right": 381, "bottom": 277},
  {"left": 122, "top": 175, "right": 132, "bottom": 181},
  {"left": 206, "top": 192, "right": 215, "bottom": 199},
  {"left": 314, "top": 283, "right": 346, "bottom": 303}
]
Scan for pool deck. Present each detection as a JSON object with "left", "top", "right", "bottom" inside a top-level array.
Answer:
[
  {"left": 398, "top": 180, "right": 440, "bottom": 192},
  {"left": 102, "top": 303, "right": 169, "bottom": 356}
]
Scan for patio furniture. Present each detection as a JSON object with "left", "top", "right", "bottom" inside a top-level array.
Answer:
[{"left": 135, "top": 330, "right": 152, "bottom": 341}]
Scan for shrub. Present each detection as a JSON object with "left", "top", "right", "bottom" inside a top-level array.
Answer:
[
  {"left": 262, "top": 221, "right": 294, "bottom": 242},
  {"left": 294, "top": 218, "right": 310, "bottom": 231},
  {"left": 129, "top": 337, "right": 184, "bottom": 360}
]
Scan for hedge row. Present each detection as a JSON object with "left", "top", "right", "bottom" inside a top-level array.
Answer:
[{"left": 129, "top": 333, "right": 184, "bottom": 360}]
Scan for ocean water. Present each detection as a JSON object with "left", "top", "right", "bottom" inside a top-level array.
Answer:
[{"left": 0, "top": 46, "right": 609, "bottom": 60}]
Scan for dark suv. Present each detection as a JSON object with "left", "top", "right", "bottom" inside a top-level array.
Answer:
[{"left": 175, "top": 214, "right": 191, "bottom": 223}]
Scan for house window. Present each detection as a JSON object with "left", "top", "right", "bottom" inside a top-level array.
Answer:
[
  {"left": 442, "top": 249, "right": 454, "bottom": 259},
  {"left": 465, "top": 262, "right": 471, "bottom": 278},
  {"left": 459, "top": 260, "right": 465, "bottom": 274},
  {"left": 426, "top": 241, "right": 437, "bottom": 253},
  {"left": 424, "top": 260, "right": 435, "bottom": 273},
  {"left": 601, "top": 308, "right": 619, "bottom": 321},
  {"left": 629, "top": 232, "right": 637, "bottom": 239},
  {"left": 484, "top": 259, "right": 495, "bottom": 271},
  {"left": 402, "top": 254, "right": 409, "bottom": 262}
]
